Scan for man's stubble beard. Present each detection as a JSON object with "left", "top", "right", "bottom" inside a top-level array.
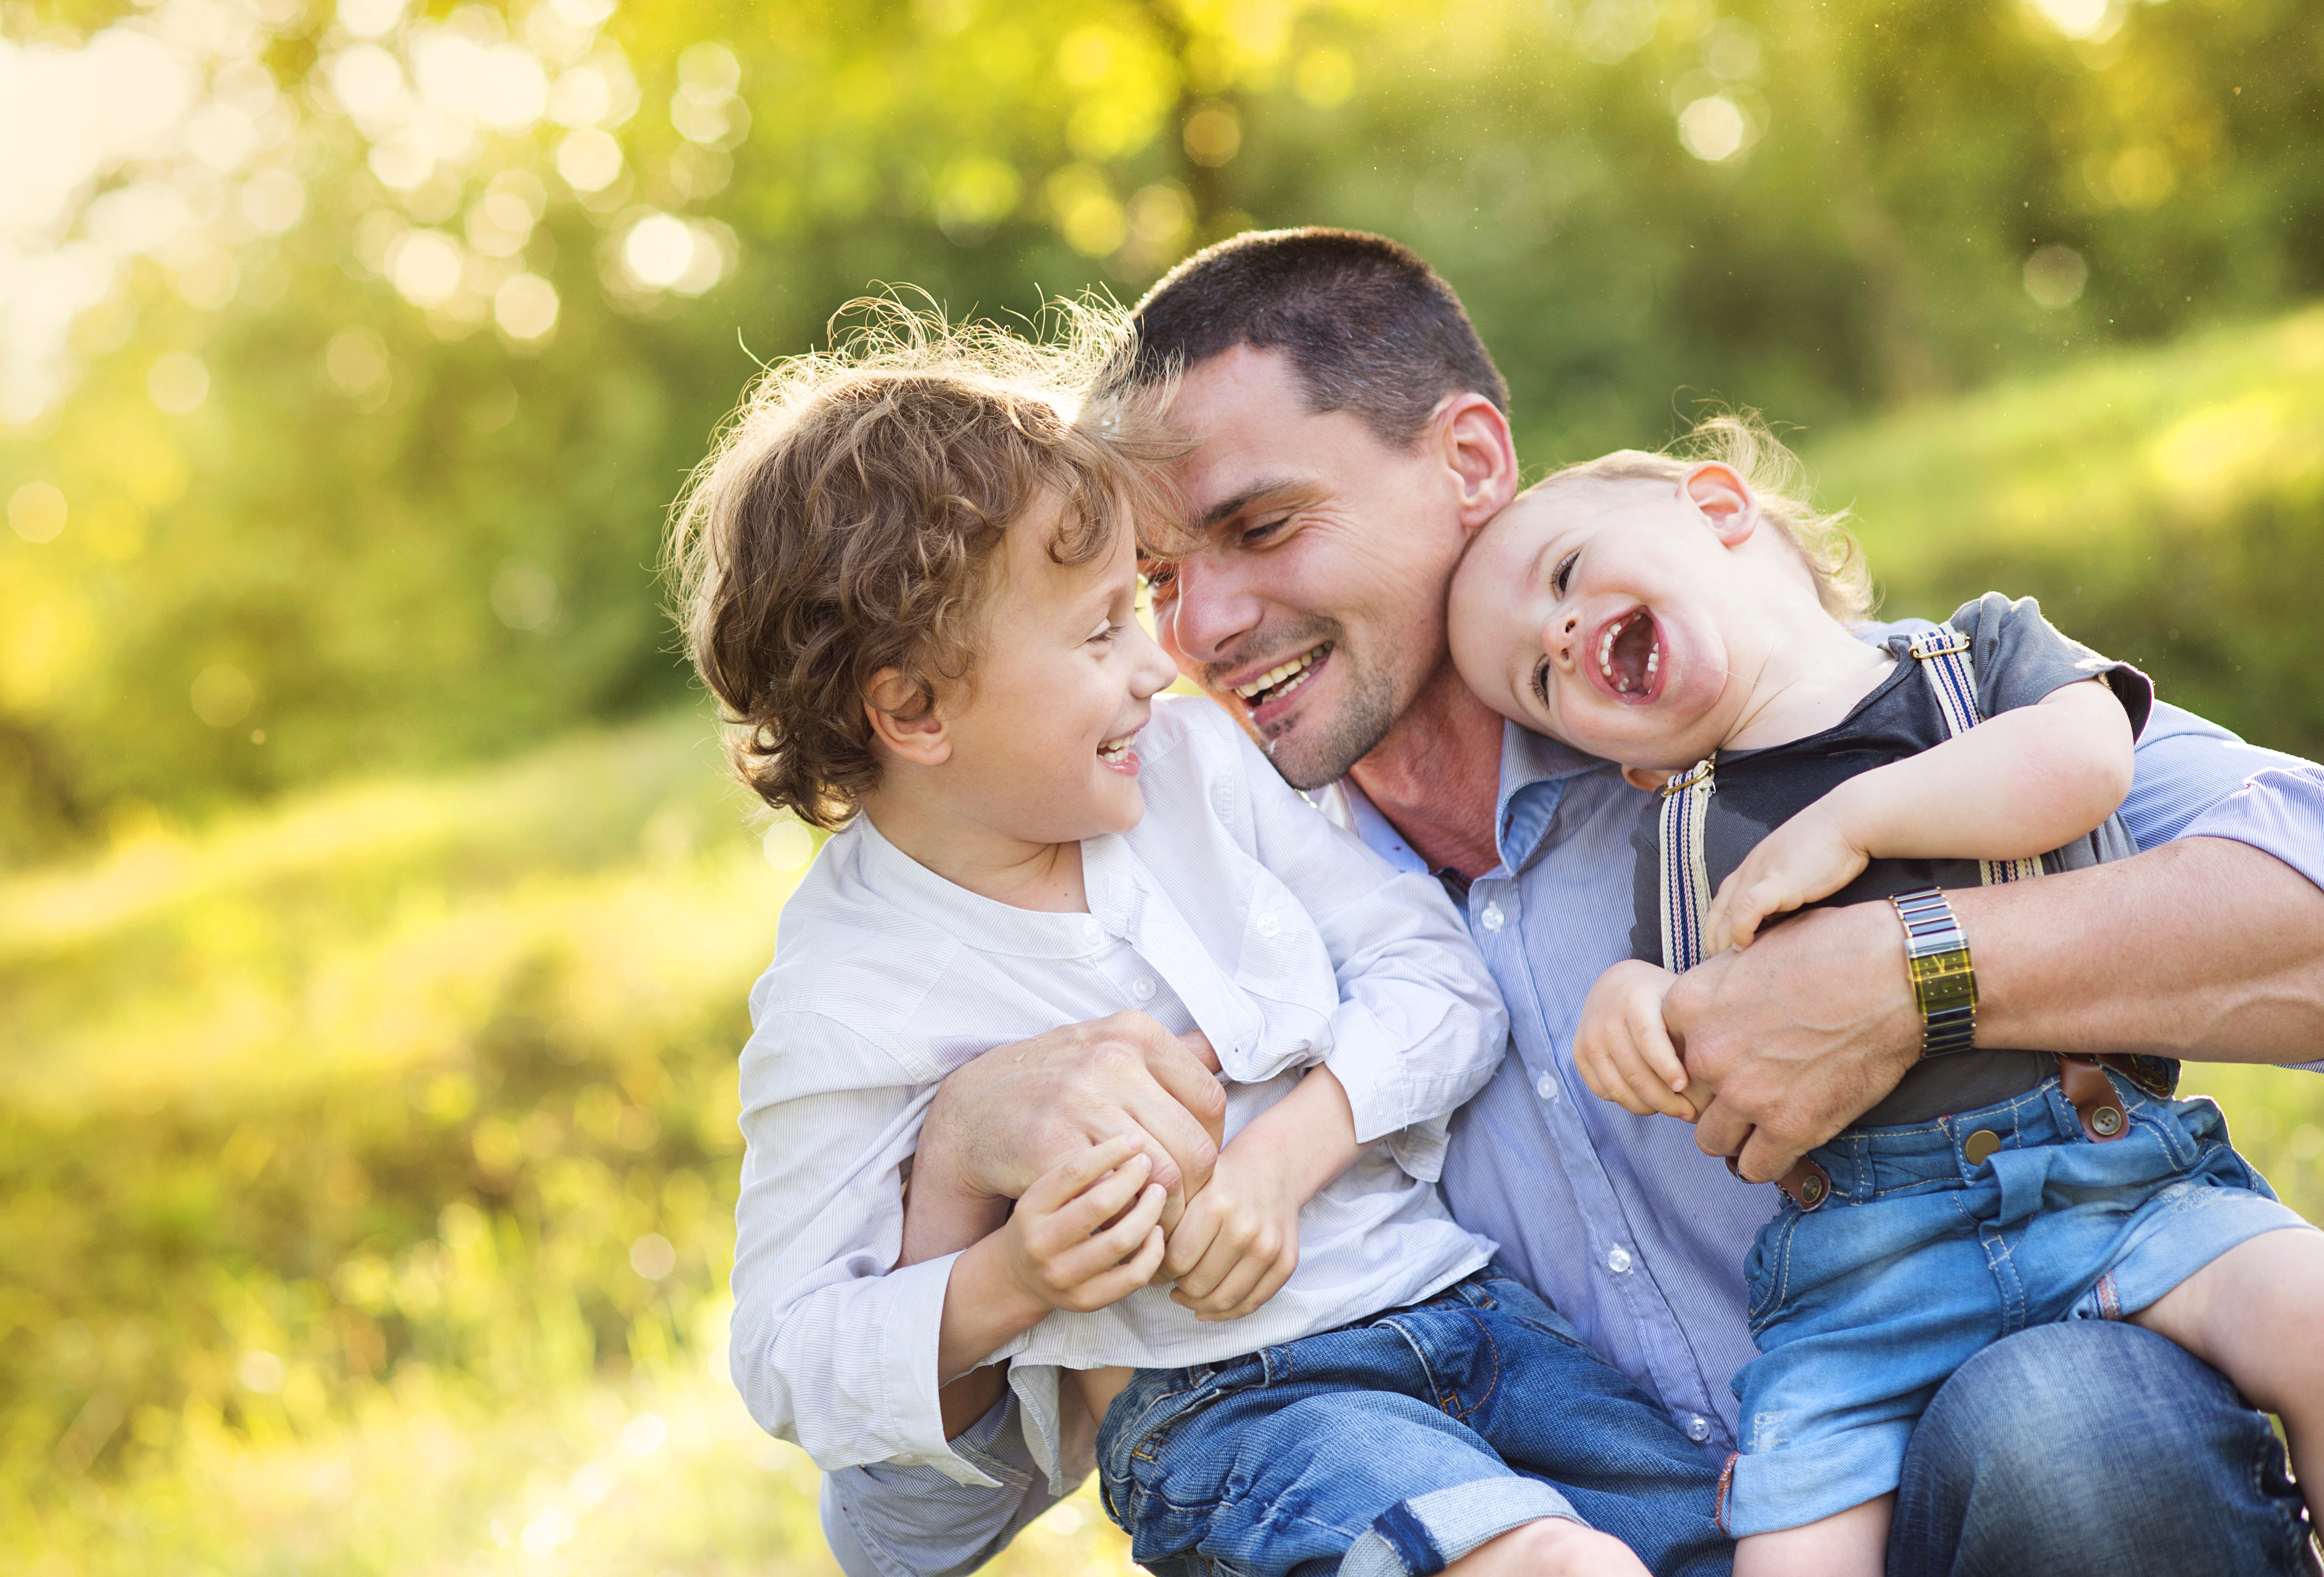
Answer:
[{"left": 1254, "top": 640, "right": 1401, "bottom": 792}]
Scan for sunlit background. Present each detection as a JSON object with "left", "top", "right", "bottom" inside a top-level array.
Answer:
[{"left": 4, "top": 0, "right": 2322, "bottom": 1570}]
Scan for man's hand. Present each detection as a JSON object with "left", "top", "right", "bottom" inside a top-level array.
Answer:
[
  {"left": 1663, "top": 899, "right": 1920, "bottom": 1183},
  {"left": 1157, "top": 1141, "right": 1306, "bottom": 1321},
  {"left": 1574, "top": 961, "right": 1704, "bottom": 1120},
  {"left": 904, "top": 1012, "right": 1226, "bottom": 1269}
]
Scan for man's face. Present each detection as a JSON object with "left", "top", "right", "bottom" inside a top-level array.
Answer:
[{"left": 1142, "top": 347, "right": 1472, "bottom": 790}]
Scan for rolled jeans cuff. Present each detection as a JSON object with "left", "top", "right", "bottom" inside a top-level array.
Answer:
[{"left": 1339, "top": 1478, "right": 1582, "bottom": 1577}]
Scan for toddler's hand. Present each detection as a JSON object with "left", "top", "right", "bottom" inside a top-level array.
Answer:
[
  {"left": 1000, "top": 1134, "right": 1169, "bottom": 1314},
  {"left": 1704, "top": 798, "right": 1870, "bottom": 954},
  {"left": 1156, "top": 1143, "right": 1304, "bottom": 1322},
  {"left": 1574, "top": 960, "right": 1704, "bottom": 1120}
]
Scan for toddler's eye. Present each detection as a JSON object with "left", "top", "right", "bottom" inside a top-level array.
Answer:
[{"left": 1550, "top": 549, "right": 1581, "bottom": 597}]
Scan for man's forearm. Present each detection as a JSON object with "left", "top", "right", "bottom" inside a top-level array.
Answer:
[{"left": 1963, "top": 835, "right": 2324, "bottom": 1064}]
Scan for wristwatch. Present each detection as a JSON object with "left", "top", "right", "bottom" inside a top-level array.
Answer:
[{"left": 1891, "top": 887, "right": 1977, "bottom": 1057}]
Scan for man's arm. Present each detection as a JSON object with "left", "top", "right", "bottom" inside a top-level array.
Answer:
[{"left": 1671, "top": 721, "right": 2324, "bottom": 1182}]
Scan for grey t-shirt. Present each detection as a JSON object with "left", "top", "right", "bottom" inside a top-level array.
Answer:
[{"left": 1631, "top": 592, "right": 2156, "bottom": 1126}]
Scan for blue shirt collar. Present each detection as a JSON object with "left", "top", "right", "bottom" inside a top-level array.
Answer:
[{"left": 1493, "top": 721, "right": 1605, "bottom": 878}]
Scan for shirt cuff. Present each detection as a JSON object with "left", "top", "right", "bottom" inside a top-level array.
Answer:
[
  {"left": 879, "top": 1251, "right": 1008, "bottom": 1487},
  {"left": 1324, "top": 998, "right": 1475, "bottom": 1156}
]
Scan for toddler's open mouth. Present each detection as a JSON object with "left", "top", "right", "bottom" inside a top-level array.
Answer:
[{"left": 1595, "top": 607, "right": 1662, "bottom": 700}]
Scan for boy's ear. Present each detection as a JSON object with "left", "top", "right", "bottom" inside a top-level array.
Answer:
[
  {"left": 1681, "top": 462, "right": 1758, "bottom": 546},
  {"left": 1620, "top": 764, "right": 1672, "bottom": 793},
  {"left": 863, "top": 668, "right": 951, "bottom": 767}
]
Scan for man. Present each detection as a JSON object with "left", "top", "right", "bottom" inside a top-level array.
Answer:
[{"left": 818, "top": 231, "right": 2324, "bottom": 1576}]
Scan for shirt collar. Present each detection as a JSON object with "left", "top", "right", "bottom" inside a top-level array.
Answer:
[
  {"left": 851, "top": 813, "right": 1131, "bottom": 960},
  {"left": 1492, "top": 721, "right": 1605, "bottom": 878}
]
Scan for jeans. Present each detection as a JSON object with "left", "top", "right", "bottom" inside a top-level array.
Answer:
[
  {"left": 1095, "top": 1267, "right": 1732, "bottom": 1577},
  {"left": 1730, "top": 1070, "right": 2306, "bottom": 1535},
  {"left": 1892, "top": 1320, "right": 2319, "bottom": 1577}
]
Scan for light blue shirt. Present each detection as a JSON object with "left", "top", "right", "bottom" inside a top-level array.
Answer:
[{"left": 820, "top": 688, "right": 2324, "bottom": 1575}]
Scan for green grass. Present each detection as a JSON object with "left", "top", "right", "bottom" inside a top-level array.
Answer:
[{"left": 9, "top": 307, "right": 2324, "bottom": 1572}]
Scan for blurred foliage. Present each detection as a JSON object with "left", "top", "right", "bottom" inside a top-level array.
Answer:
[
  {"left": 6, "top": 0, "right": 2324, "bottom": 1569},
  {"left": 1819, "top": 303, "right": 2324, "bottom": 760},
  {"left": 0, "top": 720, "right": 1144, "bottom": 1571},
  {"left": 4, "top": 0, "right": 2324, "bottom": 864}
]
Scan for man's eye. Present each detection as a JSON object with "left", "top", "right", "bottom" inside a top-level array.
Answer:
[
  {"left": 1551, "top": 549, "right": 1581, "bottom": 597},
  {"left": 1241, "top": 516, "right": 1289, "bottom": 546},
  {"left": 1142, "top": 563, "right": 1179, "bottom": 593}
]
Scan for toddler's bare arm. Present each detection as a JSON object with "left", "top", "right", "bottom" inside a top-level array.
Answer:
[{"left": 1708, "top": 678, "right": 2133, "bottom": 951}]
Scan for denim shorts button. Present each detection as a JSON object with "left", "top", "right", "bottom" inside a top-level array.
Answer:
[{"left": 1964, "top": 1128, "right": 2003, "bottom": 1166}]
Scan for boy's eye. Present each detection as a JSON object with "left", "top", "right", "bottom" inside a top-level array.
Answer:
[{"left": 1550, "top": 549, "right": 1581, "bottom": 598}]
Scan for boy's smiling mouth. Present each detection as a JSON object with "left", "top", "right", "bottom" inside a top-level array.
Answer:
[
  {"left": 1593, "top": 607, "right": 1662, "bottom": 701},
  {"left": 1097, "top": 728, "right": 1139, "bottom": 769}
]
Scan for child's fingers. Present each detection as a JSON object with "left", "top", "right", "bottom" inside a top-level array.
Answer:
[
  {"left": 1204, "top": 1242, "right": 1301, "bottom": 1322},
  {"left": 1020, "top": 1132, "right": 1144, "bottom": 1217},
  {"left": 1157, "top": 1201, "right": 1220, "bottom": 1284},
  {"left": 1040, "top": 1150, "right": 1156, "bottom": 1245},
  {"left": 1576, "top": 1037, "right": 1656, "bottom": 1114},
  {"left": 1066, "top": 1225, "right": 1168, "bottom": 1313},
  {"left": 1624, "top": 991, "right": 1688, "bottom": 1093},
  {"left": 1046, "top": 1186, "right": 1171, "bottom": 1312}
]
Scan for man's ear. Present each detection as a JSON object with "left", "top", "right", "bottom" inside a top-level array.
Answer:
[
  {"left": 1620, "top": 764, "right": 1673, "bottom": 793},
  {"left": 1681, "top": 462, "right": 1758, "bottom": 547},
  {"left": 863, "top": 668, "right": 952, "bottom": 768},
  {"left": 1437, "top": 393, "right": 1521, "bottom": 534}
]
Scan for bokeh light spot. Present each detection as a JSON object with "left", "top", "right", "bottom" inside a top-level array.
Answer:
[
  {"left": 491, "top": 562, "right": 558, "bottom": 630},
  {"left": 628, "top": 1232, "right": 677, "bottom": 1280},
  {"left": 2024, "top": 244, "right": 2088, "bottom": 309},
  {"left": 761, "top": 821, "right": 815, "bottom": 870},
  {"left": 1183, "top": 104, "right": 1241, "bottom": 167},
  {"left": 148, "top": 351, "right": 210, "bottom": 413},
  {"left": 192, "top": 664, "right": 256, "bottom": 727},
  {"left": 8, "top": 482, "right": 67, "bottom": 543},
  {"left": 1678, "top": 96, "right": 1747, "bottom": 162},
  {"left": 495, "top": 274, "right": 560, "bottom": 341},
  {"left": 555, "top": 127, "right": 623, "bottom": 191}
]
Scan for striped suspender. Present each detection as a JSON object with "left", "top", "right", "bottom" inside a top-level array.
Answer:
[
  {"left": 1653, "top": 622, "right": 2042, "bottom": 972},
  {"left": 1903, "top": 625, "right": 2043, "bottom": 886},
  {"left": 1656, "top": 756, "right": 1718, "bottom": 974}
]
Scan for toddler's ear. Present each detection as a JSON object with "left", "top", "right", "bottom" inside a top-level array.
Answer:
[
  {"left": 864, "top": 668, "right": 951, "bottom": 767},
  {"left": 1620, "top": 765, "right": 1672, "bottom": 793},
  {"left": 1681, "top": 462, "right": 1758, "bottom": 546}
]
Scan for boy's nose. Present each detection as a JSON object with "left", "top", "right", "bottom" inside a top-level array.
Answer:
[{"left": 1548, "top": 612, "right": 1580, "bottom": 668}]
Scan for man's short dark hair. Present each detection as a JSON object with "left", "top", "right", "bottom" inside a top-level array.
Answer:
[{"left": 1109, "top": 228, "right": 1508, "bottom": 449}]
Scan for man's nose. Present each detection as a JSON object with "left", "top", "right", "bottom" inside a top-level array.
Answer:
[{"left": 1161, "top": 553, "right": 1264, "bottom": 667}]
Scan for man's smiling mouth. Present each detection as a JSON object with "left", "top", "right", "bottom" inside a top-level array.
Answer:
[{"left": 1232, "top": 643, "right": 1331, "bottom": 709}]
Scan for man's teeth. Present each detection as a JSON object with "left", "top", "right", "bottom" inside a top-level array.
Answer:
[{"left": 1233, "top": 647, "right": 1324, "bottom": 701}]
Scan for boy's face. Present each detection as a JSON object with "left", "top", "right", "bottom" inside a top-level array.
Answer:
[
  {"left": 1447, "top": 467, "right": 1790, "bottom": 774},
  {"left": 934, "top": 506, "right": 1180, "bottom": 845}
]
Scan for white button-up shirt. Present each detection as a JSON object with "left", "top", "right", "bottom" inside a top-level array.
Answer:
[{"left": 729, "top": 699, "right": 1506, "bottom": 1493}]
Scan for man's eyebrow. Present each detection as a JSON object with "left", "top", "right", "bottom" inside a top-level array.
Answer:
[{"left": 1199, "top": 473, "right": 1315, "bottom": 529}]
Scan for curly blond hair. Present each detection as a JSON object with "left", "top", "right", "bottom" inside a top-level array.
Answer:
[
  {"left": 665, "top": 298, "right": 1164, "bottom": 828},
  {"left": 1532, "top": 413, "right": 1874, "bottom": 622}
]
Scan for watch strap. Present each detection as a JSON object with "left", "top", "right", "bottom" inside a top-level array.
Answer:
[{"left": 1892, "top": 887, "right": 1977, "bottom": 1057}]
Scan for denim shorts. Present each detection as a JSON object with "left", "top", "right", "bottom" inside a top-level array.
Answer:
[
  {"left": 1726, "top": 1068, "right": 2311, "bottom": 1538},
  {"left": 1095, "top": 1267, "right": 1732, "bottom": 1577}
]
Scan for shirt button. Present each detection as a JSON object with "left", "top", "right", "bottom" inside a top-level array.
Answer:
[
  {"left": 1255, "top": 913, "right": 1281, "bottom": 938},
  {"left": 1081, "top": 918, "right": 1105, "bottom": 946},
  {"left": 1686, "top": 1415, "right": 1711, "bottom": 1444},
  {"left": 1534, "top": 1072, "right": 1561, "bottom": 1103},
  {"left": 1132, "top": 976, "right": 1157, "bottom": 1002},
  {"left": 1606, "top": 1245, "right": 1633, "bottom": 1275},
  {"left": 1480, "top": 903, "right": 1505, "bottom": 932}
]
